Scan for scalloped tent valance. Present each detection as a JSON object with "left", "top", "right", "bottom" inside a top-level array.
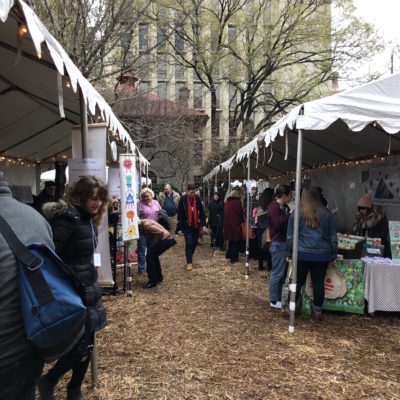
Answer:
[
  {"left": 204, "top": 72, "right": 400, "bottom": 182},
  {"left": 0, "top": 0, "right": 149, "bottom": 166}
]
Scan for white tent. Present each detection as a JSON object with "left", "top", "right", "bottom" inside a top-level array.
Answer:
[
  {"left": 0, "top": 0, "right": 149, "bottom": 170},
  {"left": 204, "top": 73, "right": 400, "bottom": 333}
]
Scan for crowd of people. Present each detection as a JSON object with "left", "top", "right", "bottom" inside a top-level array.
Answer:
[{"left": 0, "top": 172, "right": 392, "bottom": 399}]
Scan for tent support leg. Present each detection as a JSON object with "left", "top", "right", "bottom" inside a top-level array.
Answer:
[
  {"left": 79, "top": 88, "right": 88, "bottom": 159},
  {"left": 289, "top": 125, "right": 304, "bottom": 334},
  {"left": 245, "top": 160, "right": 250, "bottom": 279}
]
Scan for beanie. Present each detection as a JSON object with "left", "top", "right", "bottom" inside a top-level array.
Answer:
[{"left": 358, "top": 193, "right": 372, "bottom": 209}]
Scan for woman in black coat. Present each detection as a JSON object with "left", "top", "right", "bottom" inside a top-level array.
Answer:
[
  {"left": 40, "top": 176, "right": 109, "bottom": 400},
  {"left": 208, "top": 192, "right": 224, "bottom": 250}
]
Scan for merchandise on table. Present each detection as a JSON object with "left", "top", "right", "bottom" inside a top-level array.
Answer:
[{"left": 337, "top": 234, "right": 365, "bottom": 259}]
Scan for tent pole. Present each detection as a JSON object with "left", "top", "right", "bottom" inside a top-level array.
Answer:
[
  {"left": 227, "top": 169, "right": 231, "bottom": 199},
  {"left": 245, "top": 159, "right": 250, "bottom": 279},
  {"left": 139, "top": 159, "right": 142, "bottom": 191},
  {"left": 214, "top": 172, "right": 218, "bottom": 193},
  {"left": 79, "top": 88, "right": 89, "bottom": 159},
  {"left": 146, "top": 164, "right": 149, "bottom": 186},
  {"left": 289, "top": 110, "right": 304, "bottom": 334}
]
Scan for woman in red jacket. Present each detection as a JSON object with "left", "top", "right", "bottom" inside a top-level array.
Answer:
[{"left": 224, "top": 189, "right": 244, "bottom": 264}]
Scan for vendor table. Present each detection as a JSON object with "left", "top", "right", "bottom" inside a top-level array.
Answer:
[
  {"left": 301, "top": 259, "right": 365, "bottom": 315},
  {"left": 363, "top": 257, "right": 400, "bottom": 314}
]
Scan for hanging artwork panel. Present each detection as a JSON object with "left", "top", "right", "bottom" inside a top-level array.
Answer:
[{"left": 119, "top": 154, "right": 140, "bottom": 241}]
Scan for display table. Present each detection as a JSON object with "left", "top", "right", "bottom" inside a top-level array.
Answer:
[
  {"left": 301, "top": 259, "right": 365, "bottom": 315},
  {"left": 363, "top": 257, "right": 400, "bottom": 314}
]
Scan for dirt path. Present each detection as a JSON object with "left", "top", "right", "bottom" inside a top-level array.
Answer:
[{"left": 49, "top": 235, "right": 400, "bottom": 399}]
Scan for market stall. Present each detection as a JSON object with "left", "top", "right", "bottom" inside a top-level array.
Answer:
[{"left": 204, "top": 72, "right": 400, "bottom": 330}]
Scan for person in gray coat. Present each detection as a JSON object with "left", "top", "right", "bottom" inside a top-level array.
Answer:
[{"left": 0, "top": 175, "right": 54, "bottom": 400}]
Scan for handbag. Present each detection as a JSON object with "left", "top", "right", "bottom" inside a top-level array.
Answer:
[
  {"left": 305, "top": 262, "right": 347, "bottom": 300},
  {"left": 242, "top": 222, "right": 255, "bottom": 240},
  {"left": 262, "top": 227, "right": 272, "bottom": 250},
  {"left": 0, "top": 215, "right": 86, "bottom": 362},
  {"left": 281, "top": 260, "right": 292, "bottom": 310}
]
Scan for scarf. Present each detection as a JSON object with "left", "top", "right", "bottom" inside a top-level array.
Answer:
[{"left": 187, "top": 195, "right": 198, "bottom": 229}]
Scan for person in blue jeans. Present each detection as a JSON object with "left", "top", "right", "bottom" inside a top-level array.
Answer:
[
  {"left": 287, "top": 186, "right": 337, "bottom": 322},
  {"left": 177, "top": 183, "right": 206, "bottom": 271},
  {"left": 267, "top": 184, "right": 292, "bottom": 309}
]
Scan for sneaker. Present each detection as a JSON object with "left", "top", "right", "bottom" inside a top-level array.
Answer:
[{"left": 270, "top": 301, "right": 282, "bottom": 309}]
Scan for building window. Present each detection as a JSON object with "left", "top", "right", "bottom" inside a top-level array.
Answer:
[
  {"left": 175, "top": 29, "right": 184, "bottom": 52},
  {"left": 228, "top": 25, "right": 236, "bottom": 46},
  {"left": 214, "top": 83, "right": 220, "bottom": 109},
  {"left": 157, "top": 54, "right": 167, "bottom": 80},
  {"left": 157, "top": 82, "right": 167, "bottom": 98},
  {"left": 229, "top": 84, "right": 237, "bottom": 109},
  {"left": 157, "top": 27, "right": 166, "bottom": 49},
  {"left": 139, "top": 24, "right": 148, "bottom": 51},
  {"left": 139, "top": 81, "right": 149, "bottom": 92},
  {"left": 193, "top": 83, "right": 202, "bottom": 109},
  {"left": 121, "top": 23, "right": 131, "bottom": 49},
  {"left": 175, "top": 61, "right": 185, "bottom": 80},
  {"left": 175, "top": 82, "right": 185, "bottom": 101},
  {"left": 210, "top": 29, "right": 218, "bottom": 52}
]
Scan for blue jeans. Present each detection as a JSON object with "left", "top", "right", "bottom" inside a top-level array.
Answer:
[
  {"left": 0, "top": 350, "right": 44, "bottom": 400},
  {"left": 183, "top": 228, "right": 199, "bottom": 263},
  {"left": 137, "top": 234, "right": 148, "bottom": 273},
  {"left": 269, "top": 241, "right": 288, "bottom": 302}
]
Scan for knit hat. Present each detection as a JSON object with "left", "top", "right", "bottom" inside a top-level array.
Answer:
[{"left": 358, "top": 192, "right": 372, "bottom": 209}]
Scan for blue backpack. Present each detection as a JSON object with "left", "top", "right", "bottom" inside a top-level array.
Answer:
[{"left": 0, "top": 215, "right": 87, "bottom": 362}]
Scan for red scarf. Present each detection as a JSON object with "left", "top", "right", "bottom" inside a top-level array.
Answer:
[{"left": 187, "top": 195, "right": 198, "bottom": 229}]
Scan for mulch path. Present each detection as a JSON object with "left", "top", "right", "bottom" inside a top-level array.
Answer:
[{"left": 45, "top": 235, "right": 400, "bottom": 400}]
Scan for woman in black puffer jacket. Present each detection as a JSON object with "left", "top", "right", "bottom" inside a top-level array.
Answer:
[{"left": 39, "top": 176, "right": 109, "bottom": 400}]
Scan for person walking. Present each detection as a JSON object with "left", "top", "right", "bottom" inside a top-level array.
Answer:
[
  {"left": 224, "top": 188, "right": 244, "bottom": 264},
  {"left": 267, "top": 184, "right": 292, "bottom": 309},
  {"left": 39, "top": 176, "right": 108, "bottom": 400},
  {"left": 0, "top": 176, "right": 53, "bottom": 400},
  {"left": 287, "top": 186, "right": 337, "bottom": 322},
  {"left": 177, "top": 183, "right": 206, "bottom": 271},
  {"left": 208, "top": 191, "right": 224, "bottom": 250},
  {"left": 139, "top": 219, "right": 177, "bottom": 288},
  {"left": 137, "top": 188, "right": 162, "bottom": 274},
  {"left": 158, "top": 184, "right": 180, "bottom": 235}
]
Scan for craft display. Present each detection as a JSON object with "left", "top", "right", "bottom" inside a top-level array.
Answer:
[{"left": 388, "top": 221, "right": 400, "bottom": 260}]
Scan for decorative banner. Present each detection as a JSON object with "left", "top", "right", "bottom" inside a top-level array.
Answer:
[{"left": 120, "top": 154, "right": 139, "bottom": 241}]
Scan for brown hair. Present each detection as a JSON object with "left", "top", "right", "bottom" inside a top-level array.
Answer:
[
  {"left": 64, "top": 176, "right": 109, "bottom": 225},
  {"left": 300, "top": 186, "right": 322, "bottom": 229}
]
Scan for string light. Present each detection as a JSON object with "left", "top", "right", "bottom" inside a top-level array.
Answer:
[
  {"left": 269, "top": 154, "right": 390, "bottom": 181},
  {"left": 0, "top": 154, "right": 38, "bottom": 168},
  {"left": 18, "top": 24, "right": 27, "bottom": 37},
  {"left": 65, "top": 79, "right": 71, "bottom": 88}
]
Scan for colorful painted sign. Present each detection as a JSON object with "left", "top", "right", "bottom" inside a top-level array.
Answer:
[{"left": 119, "top": 154, "right": 139, "bottom": 241}]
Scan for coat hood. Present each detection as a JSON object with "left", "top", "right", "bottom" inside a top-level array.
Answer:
[{"left": 42, "top": 200, "right": 69, "bottom": 221}]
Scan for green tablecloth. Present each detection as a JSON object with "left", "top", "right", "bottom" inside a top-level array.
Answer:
[{"left": 301, "top": 259, "right": 365, "bottom": 315}]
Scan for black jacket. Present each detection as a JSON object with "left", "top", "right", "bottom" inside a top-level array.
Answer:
[
  {"left": 43, "top": 202, "right": 107, "bottom": 334},
  {"left": 177, "top": 194, "right": 206, "bottom": 230},
  {"left": 208, "top": 200, "right": 224, "bottom": 228}
]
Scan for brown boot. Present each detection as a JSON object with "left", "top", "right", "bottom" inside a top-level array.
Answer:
[{"left": 186, "top": 263, "right": 192, "bottom": 271}]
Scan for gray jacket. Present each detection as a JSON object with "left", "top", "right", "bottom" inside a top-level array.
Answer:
[{"left": 0, "top": 181, "right": 53, "bottom": 368}]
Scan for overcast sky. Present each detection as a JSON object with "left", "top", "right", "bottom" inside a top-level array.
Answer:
[{"left": 344, "top": 0, "right": 400, "bottom": 86}]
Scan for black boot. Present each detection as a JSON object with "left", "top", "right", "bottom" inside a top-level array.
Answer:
[
  {"left": 143, "top": 281, "right": 157, "bottom": 289},
  {"left": 38, "top": 375, "right": 56, "bottom": 400},
  {"left": 67, "top": 386, "right": 85, "bottom": 400}
]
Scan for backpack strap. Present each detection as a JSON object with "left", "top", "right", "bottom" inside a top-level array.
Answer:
[{"left": 0, "top": 215, "right": 54, "bottom": 306}]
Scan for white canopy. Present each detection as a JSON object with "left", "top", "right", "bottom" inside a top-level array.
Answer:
[
  {"left": 0, "top": 0, "right": 149, "bottom": 166},
  {"left": 204, "top": 72, "right": 400, "bottom": 182}
]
